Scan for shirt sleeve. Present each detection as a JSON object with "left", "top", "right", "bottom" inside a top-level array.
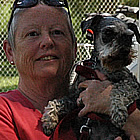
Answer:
[{"left": 0, "top": 97, "right": 19, "bottom": 140}]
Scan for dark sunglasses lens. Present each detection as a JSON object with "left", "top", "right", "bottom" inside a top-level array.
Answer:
[
  {"left": 44, "top": 0, "right": 65, "bottom": 6},
  {"left": 15, "top": 0, "right": 37, "bottom": 7}
]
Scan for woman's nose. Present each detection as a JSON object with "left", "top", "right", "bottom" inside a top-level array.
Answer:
[{"left": 39, "top": 34, "right": 54, "bottom": 50}]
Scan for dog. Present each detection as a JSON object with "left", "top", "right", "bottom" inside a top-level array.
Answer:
[{"left": 41, "top": 13, "right": 140, "bottom": 139}]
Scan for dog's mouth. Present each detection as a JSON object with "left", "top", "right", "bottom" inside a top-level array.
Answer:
[{"left": 100, "top": 48, "right": 136, "bottom": 72}]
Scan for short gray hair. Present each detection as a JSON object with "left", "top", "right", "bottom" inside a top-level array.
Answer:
[
  {"left": 7, "top": 6, "right": 76, "bottom": 50},
  {"left": 8, "top": 8, "right": 25, "bottom": 50}
]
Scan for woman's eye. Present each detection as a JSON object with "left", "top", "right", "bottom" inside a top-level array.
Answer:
[
  {"left": 27, "top": 31, "right": 39, "bottom": 37},
  {"left": 51, "top": 30, "right": 64, "bottom": 36}
]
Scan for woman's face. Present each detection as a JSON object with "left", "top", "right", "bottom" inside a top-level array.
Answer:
[{"left": 13, "top": 5, "right": 74, "bottom": 80}]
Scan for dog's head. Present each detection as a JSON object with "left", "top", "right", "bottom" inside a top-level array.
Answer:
[{"left": 81, "top": 13, "right": 140, "bottom": 72}]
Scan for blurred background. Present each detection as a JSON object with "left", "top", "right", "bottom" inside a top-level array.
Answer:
[{"left": 0, "top": 0, "right": 139, "bottom": 92}]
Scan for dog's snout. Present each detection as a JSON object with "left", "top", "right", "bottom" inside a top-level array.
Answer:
[{"left": 119, "top": 29, "right": 134, "bottom": 45}]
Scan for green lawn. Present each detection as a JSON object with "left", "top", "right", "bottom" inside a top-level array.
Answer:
[{"left": 0, "top": 76, "right": 19, "bottom": 92}]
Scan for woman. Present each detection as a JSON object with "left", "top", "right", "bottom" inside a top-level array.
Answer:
[
  {"left": 2, "top": 0, "right": 76, "bottom": 139},
  {"left": 1, "top": 0, "right": 139, "bottom": 139}
]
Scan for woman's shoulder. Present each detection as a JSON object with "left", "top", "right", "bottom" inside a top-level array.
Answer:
[
  {"left": 0, "top": 89, "right": 24, "bottom": 102},
  {"left": 0, "top": 89, "right": 19, "bottom": 97},
  {"left": 0, "top": 89, "right": 35, "bottom": 109}
]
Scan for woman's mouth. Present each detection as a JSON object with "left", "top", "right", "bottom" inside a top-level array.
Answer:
[{"left": 39, "top": 56, "right": 58, "bottom": 61}]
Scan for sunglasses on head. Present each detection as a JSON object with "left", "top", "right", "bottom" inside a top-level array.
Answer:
[{"left": 8, "top": 0, "right": 72, "bottom": 31}]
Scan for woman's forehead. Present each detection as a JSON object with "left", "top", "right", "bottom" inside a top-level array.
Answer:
[
  {"left": 15, "top": 5, "right": 70, "bottom": 33},
  {"left": 18, "top": 5, "right": 68, "bottom": 24}
]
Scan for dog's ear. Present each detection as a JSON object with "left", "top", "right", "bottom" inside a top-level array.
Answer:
[
  {"left": 90, "top": 15, "right": 103, "bottom": 31},
  {"left": 81, "top": 15, "right": 103, "bottom": 34},
  {"left": 127, "top": 23, "right": 140, "bottom": 44},
  {"left": 81, "top": 15, "right": 103, "bottom": 41},
  {"left": 81, "top": 18, "right": 93, "bottom": 35}
]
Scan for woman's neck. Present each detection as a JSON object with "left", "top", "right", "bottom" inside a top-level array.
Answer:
[{"left": 17, "top": 77, "right": 69, "bottom": 113}]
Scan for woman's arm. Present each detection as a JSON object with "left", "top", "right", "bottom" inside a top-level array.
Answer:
[
  {"left": 77, "top": 79, "right": 139, "bottom": 139},
  {"left": 122, "top": 108, "right": 140, "bottom": 139},
  {"left": 0, "top": 97, "right": 19, "bottom": 140},
  {"left": 77, "top": 69, "right": 139, "bottom": 139}
]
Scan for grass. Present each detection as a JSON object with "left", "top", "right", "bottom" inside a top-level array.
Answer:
[{"left": 0, "top": 76, "right": 19, "bottom": 92}]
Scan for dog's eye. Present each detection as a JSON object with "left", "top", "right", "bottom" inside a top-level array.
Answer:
[{"left": 102, "top": 28, "right": 116, "bottom": 43}]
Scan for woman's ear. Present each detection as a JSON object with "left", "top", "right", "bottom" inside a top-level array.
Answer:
[{"left": 3, "top": 40, "right": 15, "bottom": 65}]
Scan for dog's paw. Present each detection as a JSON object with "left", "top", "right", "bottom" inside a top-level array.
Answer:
[
  {"left": 41, "top": 99, "right": 64, "bottom": 136},
  {"left": 41, "top": 117, "right": 58, "bottom": 136}
]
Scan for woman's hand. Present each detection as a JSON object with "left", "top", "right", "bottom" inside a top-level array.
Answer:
[
  {"left": 115, "top": 135, "right": 135, "bottom": 140},
  {"left": 77, "top": 70, "right": 112, "bottom": 117},
  {"left": 77, "top": 79, "right": 112, "bottom": 117}
]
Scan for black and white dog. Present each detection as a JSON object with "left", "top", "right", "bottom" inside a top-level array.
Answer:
[{"left": 41, "top": 13, "right": 140, "bottom": 139}]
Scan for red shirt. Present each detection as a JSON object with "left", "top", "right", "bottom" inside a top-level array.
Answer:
[
  {"left": 0, "top": 90, "right": 136, "bottom": 140},
  {"left": 0, "top": 90, "right": 50, "bottom": 140}
]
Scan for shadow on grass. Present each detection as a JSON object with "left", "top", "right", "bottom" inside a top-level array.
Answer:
[{"left": 0, "top": 85, "right": 18, "bottom": 92}]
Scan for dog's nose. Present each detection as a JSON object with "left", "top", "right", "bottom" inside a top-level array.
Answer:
[
  {"left": 123, "top": 29, "right": 134, "bottom": 44},
  {"left": 126, "top": 29, "right": 134, "bottom": 36}
]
